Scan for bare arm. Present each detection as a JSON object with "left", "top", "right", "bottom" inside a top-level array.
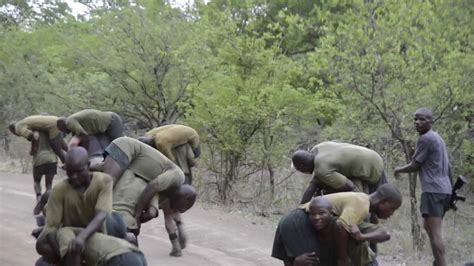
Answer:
[
  {"left": 300, "top": 182, "right": 318, "bottom": 204},
  {"left": 335, "top": 221, "right": 352, "bottom": 266},
  {"left": 350, "top": 224, "right": 390, "bottom": 243},
  {"left": 135, "top": 179, "right": 161, "bottom": 224},
  {"left": 74, "top": 210, "right": 107, "bottom": 243},
  {"left": 394, "top": 160, "right": 421, "bottom": 176}
]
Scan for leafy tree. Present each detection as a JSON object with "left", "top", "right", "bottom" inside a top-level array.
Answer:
[{"left": 188, "top": 5, "right": 340, "bottom": 202}]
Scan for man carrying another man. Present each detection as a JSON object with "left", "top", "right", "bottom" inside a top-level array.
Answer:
[
  {"left": 139, "top": 124, "right": 200, "bottom": 184},
  {"left": 273, "top": 183, "right": 402, "bottom": 266},
  {"left": 103, "top": 137, "right": 197, "bottom": 257},
  {"left": 9, "top": 114, "right": 67, "bottom": 163},
  {"left": 57, "top": 109, "right": 124, "bottom": 160}
]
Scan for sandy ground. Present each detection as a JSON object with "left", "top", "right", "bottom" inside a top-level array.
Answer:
[{"left": 0, "top": 172, "right": 279, "bottom": 266}]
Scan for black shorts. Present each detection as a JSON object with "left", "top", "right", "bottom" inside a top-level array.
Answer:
[
  {"left": 33, "top": 163, "right": 57, "bottom": 180},
  {"left": 420, "top": 192, "right": 451, "bottom": 218}
]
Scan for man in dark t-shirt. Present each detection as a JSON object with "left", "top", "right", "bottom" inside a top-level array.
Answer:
[{"left": 395, "top": 107, "right": 451, "bottom": 266}]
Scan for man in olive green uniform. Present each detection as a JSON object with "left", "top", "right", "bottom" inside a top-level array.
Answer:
[
  {"left": 103, "top": 137, "right": 197, "bottom": 257},
  {"left": 292, "top": 141, "right": 387, "bottom": 204},
  {"left": 9, "top": 115, "right": 66, "bottom": 163},
  {"left": 299, "top": 183, "right": 402, "bottom": 266},
  {"left": 35, "top": 147, "right": 114, "bottom": 265},
  {"left": 57, "top": 109, "right": 124, "bottom": 157},
  {"left": 139, "top": 124, "right": 199, "bottom": 184},
  {"left": 31, "top": 131, "right": 58, "bottom": 207}
]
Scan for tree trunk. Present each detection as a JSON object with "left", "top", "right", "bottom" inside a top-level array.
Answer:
[
  {"left": 401, "top": 140, "right": 424, "bottom": 251},
  {"left": 267, "top": 163, "right": 275, "bottom": 200}
]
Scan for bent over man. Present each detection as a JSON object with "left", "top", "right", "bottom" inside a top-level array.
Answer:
[
  {"left": 139, "top": 124, "right": 200, "bottom": 184},
  {"left": 9, "top": 115, "right": 66, "bottom": 163},
  {"left": 292, "top": 141, "right": 387, "bottom": 204},
  {"left": 57, "top": 109, "right": 124, "bottom": 153}
]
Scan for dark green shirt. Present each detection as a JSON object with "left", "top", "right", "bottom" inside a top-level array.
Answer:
[
  {"left": 33, "top": 131, "right": 57, "bottom": 167},
  {"left": 15, "top": 115, "right": 61, "bottom": 139},
  {"left": 66, "top": 109, "right": 112, "bottom": 136},
  {"left": 311, "top": 142, "right": 384, "bottom": 190}
]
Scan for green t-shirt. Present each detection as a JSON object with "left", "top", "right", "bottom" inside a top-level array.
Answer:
[
  {"left": 113, "top": 170, "right": 159, "bottom": 229},
  {"left": 42, "top": 172, "right": 113, "bottom": 236},
  {"left": 311, "top": 142, "right": 384, "bottom": 189},
  {"left": 57, "top": 227, "right": 140, "bottom": 265},
  {"left": 146, "top": 124, "right": 200, "bottom": 162},
  {"left": 113, "top": 137, "right": 182, "bottom": 184},
  {"left": 33, "top": 131, "right": 57, "bottom": 167},
  {"left": 15, "top": 115, "right": 61, "bottom": 139},
  {"left": 66, "top": 109, "right": 112, "bottom": 136}
]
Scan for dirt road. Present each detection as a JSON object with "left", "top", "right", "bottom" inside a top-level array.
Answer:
[{"left": 0, "top": 172, "right": 279, "bottom": 265}]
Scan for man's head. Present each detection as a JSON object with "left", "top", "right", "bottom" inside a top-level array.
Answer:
[
  {"left": 137, "top": 136, "right": 156, "bottom": 148},
  {"left": 8, "top": 122, "right": 17, "bottom": 135},
  {"left": 291, "top": 150, "right": 315, "bottom": 174},
  {"left": 65, "top": 147, "right": 91, "bottom": 189},
  {"left": 308, "top": 197, "right": 333, "bottom": 231},
  {"left": 56, "top": 117, "right": 70, "bottom": 134},
  {"left": 169, "top": 184, "right": 197, "bottom": 213},
  {"left": 371, "top": 183, "right": 402, "bottom": 219},
  {"left": 414, "top": 108, "right": 433, "bottom": 134}
]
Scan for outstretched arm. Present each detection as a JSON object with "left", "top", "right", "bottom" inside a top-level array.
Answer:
[{"left": 394, "top": 160, "right": 421, "bottom": 177}]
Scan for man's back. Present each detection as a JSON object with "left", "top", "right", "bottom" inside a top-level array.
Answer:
[
  {"left": 33, "top": 131, "right": 57, "bottom": 167},
  {"left": 109, "top": 137, "right": 176, "bottom": 182},
  {"left": 66, "top": 109, "right": 112, "bottom": 136},
  {"left": 312, "top": 142, "right": 384, "bottom": 185}
]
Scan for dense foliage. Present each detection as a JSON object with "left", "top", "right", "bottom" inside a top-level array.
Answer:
[{"left": 1, "top": 0, "right": 472, "bottom": 252}]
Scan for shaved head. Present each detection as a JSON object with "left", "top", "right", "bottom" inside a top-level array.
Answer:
[
  {"left": 178, "top": 184, "right": 197, "bottom": 203},
  {"left": 375, "top": 183, "right": 402, "bottom": 204},
  {"left": 65, "top": 147, "right": 89, "bottom": 167},
  {"left": 309, "top": 196, "right": 332, "bottom": 211},
  {"left": 415, "top": 108, "right": 433, "bottom": 120},
  {"left": 170, "top": 184, "right": 197, "bottom": 213},
  {"left": 291, "top": 150, "right": 315, "bottom": 174}
]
